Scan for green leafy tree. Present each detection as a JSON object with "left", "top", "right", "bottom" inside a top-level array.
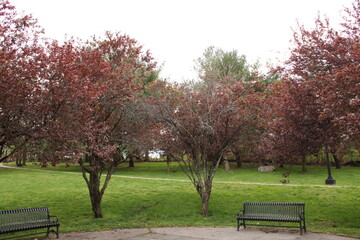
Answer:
[{"left": 194, "top": 46, "right": 258, "bottom": 82}]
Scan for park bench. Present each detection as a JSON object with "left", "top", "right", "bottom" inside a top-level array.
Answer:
[
  {"left": 0, "top": 207, "right": 60, "bottom": 239},
  {"left": 237, "top": 202, "right": 306, "bottom": 235}
]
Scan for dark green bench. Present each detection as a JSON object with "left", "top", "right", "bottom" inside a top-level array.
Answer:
[
  {"left": 0, "top": 207, "right": 60, "bottom": 239},
  {"left": 237, "top": 202, "right": 306, "bottom": 234}
]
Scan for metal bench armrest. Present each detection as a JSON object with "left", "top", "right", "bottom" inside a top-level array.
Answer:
[
  {"left": 237, "top": 209, "right": 244, "bottom": 216},
  {"left": 49, "top": 215, "right": 59, "bottom": 222}
]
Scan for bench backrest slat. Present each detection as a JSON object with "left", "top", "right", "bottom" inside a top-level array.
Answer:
[
  {"left": 0, "top": 208, "right": 50, "bottom": 226},
  {"left": 244, "top": 202, "right": 304, "bottom": 217}
]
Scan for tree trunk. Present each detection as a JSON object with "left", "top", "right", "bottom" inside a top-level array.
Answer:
[
  {"left": 144, "top": 150, "right": 149, "bottom": 162},
  {"left": 331, "top": 152, "right": 341, "bottom": 169},
  {"left": 22, "top": 147, "right": 27, "bottom": 166},
  {"left": 301, "top": 157, "right": 307, "bottom": 172},
  {"left": 314, "top": 153, "right": 321, "bottom": 165},
  {"left": 201, "top": 192, "right": 210, "bottom": 216},
  {"left": 79, "top": 153, "right": 122, "bottom": 218},
  {"left": 16, "top": 158, "right": 22, "bottom": 167},
  {"left": 129, "top": 156, "right": 135, "bottom": 167},
  {"left": 89, "top": 184, "right": 103, "bottom": 217},
  {"left": 179, "top": 153, "right": 221, "bottom": 218},
  {"left": 196, "top": 179, "right": 212, "bottom": 217},
  {"left": 234, "top": 151, "right": 242, "bottom": 168},
  {"left": 166, "top": 155, "right": 171, "bottom": 172},
  {"left": 79, "top": 159, "right": 104, "bottom": 218},
  {"left": 224, "top": 160, "right": 231, "bottom": 172},
  {"left": 88, "top": 171, "right": 103, "bottom": 218}
]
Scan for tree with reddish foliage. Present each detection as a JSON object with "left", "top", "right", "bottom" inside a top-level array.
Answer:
[
  {"left": 265, "top": 0, "right": 360, "bottom": 169},
  {"left": 262, "top": 80, "right": 324, "bottom": 170},
  {"left": 34, "top": 39, "right": 112, "bottom": 217},
  {"left": 36, "top": 33, "right": 157, "bottom": 218},
  {"left": 194, "top": 47, "right": 269, "bottom": 169},
  {"left": 1, "top": 0, "right": 157, "bottom": 217},
  {"left": 149, "top": 78, "right": 262, "bottom": 216},
  {"left": 78, "top": 33, "right": 156, "bottom": 218},
  {"left": 329, "top": 1, "right": 360, "bottom": 144},
  {"left": 0, "top": 0, "right": 45, "bottom": 162}
]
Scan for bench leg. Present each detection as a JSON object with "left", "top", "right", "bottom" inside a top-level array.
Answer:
[
  {"left": 299, "top": 219, "right": 306, "bottom": 235},
  {"left": 56, "top": 225, "right": 59, "bottom": 238},
  {"left": 237, "top": 220, "right": 246, "bottom": 231},
  {"left": 300, "top": 222, "right": 304, "bottom": 235}
]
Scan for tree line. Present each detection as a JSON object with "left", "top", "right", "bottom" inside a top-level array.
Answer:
[{"left": 1, "top": 0, "right": 359, "bottom": 218}]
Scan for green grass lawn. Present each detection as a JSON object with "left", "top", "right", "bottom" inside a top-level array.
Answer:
[{"left": 1, "top": 162, "right": 359, "bottom": 238}]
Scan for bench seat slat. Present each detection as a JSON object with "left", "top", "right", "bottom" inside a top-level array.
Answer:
[
  {"left": 237, "top": 215, "right": 301, "bottom": 222},
  {"left": 0, "top": 220, "right": 60, "bottom": 234}
]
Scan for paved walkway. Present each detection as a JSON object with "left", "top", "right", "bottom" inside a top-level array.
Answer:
[{"left": 41, "top": 227, "right": 358, "bottom": 240}]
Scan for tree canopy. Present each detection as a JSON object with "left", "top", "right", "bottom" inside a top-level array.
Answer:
[
  {"left": 194, "top": 46, "right": 258, "bottom": 82},
  {"left": 148, "top": 78, "right": 262, "bottom": 216},
  {"left": 1, "top": 0, "right": 359, "bottom": 218}
]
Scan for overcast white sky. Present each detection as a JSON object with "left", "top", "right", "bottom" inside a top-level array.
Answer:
[{"left": 11, "top": 0, "right": 354, "bottom": 82}]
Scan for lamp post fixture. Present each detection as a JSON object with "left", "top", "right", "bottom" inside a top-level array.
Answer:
[{"left": 325, "top": 148, "right": 336, "bottom": 185}]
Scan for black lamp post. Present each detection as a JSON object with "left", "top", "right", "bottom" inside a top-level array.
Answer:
[{"left": 325, "top": 147, "right": 336, "bottom": 185}]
